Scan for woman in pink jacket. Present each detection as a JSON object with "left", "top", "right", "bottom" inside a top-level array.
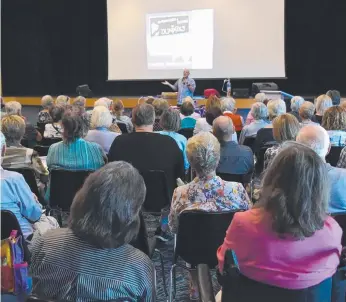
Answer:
[{"left": 217, "top": 142, "right": 342, "bottom": 290}]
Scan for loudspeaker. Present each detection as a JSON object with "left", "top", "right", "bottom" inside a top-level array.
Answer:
[
  {"left": 76, "top": 84, "right": 92, "bottom": 97},
  {"left": 232, "top": 88, "right": 249, "bottom": 98},
  {"left": 251, "top": 82, "right": 279, "bottom": 96}
]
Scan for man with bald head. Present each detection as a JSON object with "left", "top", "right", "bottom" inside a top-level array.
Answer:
[
  {"left": 213, "top": 116, "right": 254, "bottom": 175},
  {"left": 296, "top": 124, "right": 346, "bottom": 213}
]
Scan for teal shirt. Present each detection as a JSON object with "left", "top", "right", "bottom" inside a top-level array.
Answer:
[
  {"left": 158, "top": 131, "right": 189, "bottom": 170},
  {"left": 47, "top": 138, "right": 105, "bottom": 171}
]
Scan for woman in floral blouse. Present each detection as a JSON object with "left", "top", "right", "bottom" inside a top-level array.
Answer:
[{"left": 168, "top": 131, "right": 250, "bottom": 300}]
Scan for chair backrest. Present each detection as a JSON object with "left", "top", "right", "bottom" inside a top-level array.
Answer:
[
  {"left": 41, "top": 138, "right": 62, "bottom": 146},
  {"left": 117, "top": 123, "right": 128, "bottom": 134},
  {"left": 36, "top": 122, "right": 46, "bottom": 136},
  {"left": 50, "top": 170, "right": 92, "bottom": 211},
  {"left": 326, "top": 146, "right": 343, "bottom": 167},
  {"left": 217, "top": 171, "right": 252, "bottom": 185},
  {"left": 177, "top": 128, "right": 194, "bottom": 140},
  {"left": 5, "top": 168, "right": 40, "bottom": 199},
  {"left": 176, "top": 211, "right": 238, "bottom": 267},
  {"left": 33, "top": 145, "right": 50, "bottom": 156},
  {"left": 243, "top": 136, "right": 256, "bottom": 152},
  {"left": 130, "top": 212, "right": 150, "bottom": 256},
  {"left": 332, "top": 212, "right": 346, "bottom": 247},
  {"left": 221, "top": 250, "right": 332, "bottom": 302},
  {"left": 140, "top": 170, "right": 171, "bottom": 213},
  {"left": 181, "top": 117, "right": 196, "bottom": 129}
]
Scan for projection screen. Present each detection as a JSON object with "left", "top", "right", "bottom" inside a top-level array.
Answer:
[{"left": 107, "top": 0, "right": 285, "bottom": 80}]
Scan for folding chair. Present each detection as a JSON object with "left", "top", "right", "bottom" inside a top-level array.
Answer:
[
  {"left": 178, "top": 128, "right": 194, "bottom": 140},
  {"left": 326, "top": 146, "right": 343, "bottom": 167},
  {"left": 117, "top": 123, "right": 128, "bottom": 134},
  {"left": 169, "top": 211, "right": 240, "bottom": 301},
  {"left": 243, "top": 136, "right": 256, "bottom": 152}
]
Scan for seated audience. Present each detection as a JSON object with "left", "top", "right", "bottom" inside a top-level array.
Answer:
[
  {"left": 296, "top": 125, "right": 346, "bottom": 213},
  {"left": 112, "top": 99, "right": 134, "bottom": 133},
  {"left": 108, "top": 103, "right": 184, "bottom": 202},
  {"left": 55, "top": 95, "right": 70, "bottom": 106},
  {"left": 38, "top": 95, "right": 54, "bottom": 124},
  {"left": 299, "top": 101, "right": 319, "bottom": 126},
  {"left": 337, "top": 146, "right": 346, "bottom": 168},
  {"left": 213, "top": 116, "right": 254, "bottom": 175},
  {"left": 321, "top": 106, "right": 346, "bottom": 147},
  {"left": 264, "top": 114, "right": 300, "bottom": 170},
  {"left": 84, "top": 106, "right": 119, "bottom": 154},
  {"left": 4, "top": 101, "right": 41, "bottom": 147},
  {"left": 1, "top": 115, "right": 48, "bottom": 180},
  {"left": 0, "top": 132, "right": 42, "bottom": 239},
  {"left": 180, "top": 100, "right": 199, "bottom": 129},
  {"left": 314, "top": 94, "right": 333, "bottom": 124},
  {"left": 245, "top": 93, "right": 266, "bottom": 125},
  {"left": 340, "top": 99, "right": 346, "bottom": 111},
  {"left": 222, "top": 97, "right": 244, "bottom": 132},
  {"left": 158, "top": 108, "right": 189, "bottom": 170},
  {"left": 44, "top": 105, "right": 65, "bottom": 138},
  {"left": 72, "top": 96, "right": 86, "bottom": 108},
  {"left": 169, "top": 131, "right": 250, "bottom": 300},
  {"left": 152, "top": 98, "right": 169, "bottom": 131},
  {"left": 326, "top": 89, "right": 341, "bottom": 106},
  {"left": 30, "top": 162, "right": 155, "bottom": 301},
  {"left": 217, "top": 143, "right": 342, "bottom": 289},
  {"left": 289, "top": 96, "right": 305, "bottom": 122},
  {"left": 47, "top": 113, "right": 105, "bottom": 171},
  {"left": 255, "top": 99, "right": 286, "bottom": 151},
  {"left": 239, "top": 102, "right": 269, "bottom": 145}
]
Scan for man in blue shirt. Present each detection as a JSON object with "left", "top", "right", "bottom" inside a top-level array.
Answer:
[
  {"left": 296, "top": 125, "right": 346, "bottom": 214},
  {"left": 162, "top": 69, "right": 196, "bottom": 105},
  {"left": 0, "top": 132, "right": 42, "bottom": 238}
]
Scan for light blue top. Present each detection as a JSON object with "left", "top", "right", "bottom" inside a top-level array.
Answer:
[
  {"left": 239, "top": 120, "right": 270, "bottom": 144},
  {"left": 174, "top": 77, "right": 196, "bottom": 105},
  {"left": 0, "top": 168, "right": 42, "bottom": 238},
  {"left": 84, "top": 128, "right": 119, "bottom": 154},
  {"left": 327, "top": 130, "right": 346, "bottom": 147},
  {"left": 327, "top": 163, "right": 346, "bottom": 214},
  {"left": 47, "top": 138, "right": 105, "bottom": 171},
  {"left": 158, "top": 131, "right": 189, "bottom": 170}
]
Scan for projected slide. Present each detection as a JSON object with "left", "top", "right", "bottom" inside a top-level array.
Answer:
[{"left": 146, "top": 9, "right": 213, "bottom": 70}]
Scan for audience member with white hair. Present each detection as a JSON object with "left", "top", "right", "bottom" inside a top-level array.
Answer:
[
  {"left": 222, "top": 97, "right": 244, "bottom": 132},
  {"left": 239, "top": 102, "right": 269, "bottom": 145},
  {"left": 213, "top": 116, "right": 254, "bottom": 175},
  {"left": 321, "top": 106, "right": 346, "bottom": 147},
  {"left": 255, "top": 99, "right": 287, "bottom": 151},
  {"left": 245, "top": 93, "right": 266, "bottom": 125},
  {"left": 4, "top": 101, "right": 42, "bottom": 147},
  {"left": 169, "top": 132, "right": 250, "bottom": 300},
  {"left": 84, "top": 106, "right": 120, "bottom": 154},
  {"left": 299, "top": 101, "right": 319, "bottom": 126},
  {"left": 314, "top": 94, "right": 333, "bottom": 124},
  {"left": 0, "top": 131, "right": 57, "bottom": 239},
  {"left": 296, "top": 125, "right": 346, "bottom": 213},
  {"left": 55, "top": 95, "right": 70, "bottom": 106},
  {"left": 38, "top": 95, "right": 54, "bottom": 123},
  {"left": 289, "top": 96, "right": 305, "bottom": 122}
]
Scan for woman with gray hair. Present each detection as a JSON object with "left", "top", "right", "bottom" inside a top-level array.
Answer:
[
  {"left": 239, "top": 102, "right": 269, "bottom": 145},
  {"left": 289, "top": 96, "right": 305, "bottom": 122},
  {"left": 30, "top": 162, "right": 155, "bottom": 301},
  {"left": 158, "top": 108, "right": 189, "bottom": 170},
  {"left": 169, "top": 132, "right": 250, "bottom": 300},
  {"left": 55, "top": 95, "right": 70, "bottom": 107},
  {"left": 84, "top": 106, "right": 120, "bottom": 153},
  {"left": 314, "top": 94, "right": 333, "bottom": 124},
  {"left": 38, "top": 95, "right": 54, "bottom": 123}
]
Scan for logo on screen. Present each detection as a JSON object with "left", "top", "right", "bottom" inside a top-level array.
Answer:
[{"left": 150, "top": 15, "right": 189, "bottom": 37}]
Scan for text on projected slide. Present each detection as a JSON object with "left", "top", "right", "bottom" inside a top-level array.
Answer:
[{"left": 146, "top": 9, "right": 213, "bottom": 70}]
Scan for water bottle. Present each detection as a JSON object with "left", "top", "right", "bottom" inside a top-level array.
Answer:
[{"left": 226, "top": 79, "right": 231, "bottom": 97}]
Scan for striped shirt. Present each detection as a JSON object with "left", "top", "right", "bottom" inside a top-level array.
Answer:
[
  {"left": 47, "top": 138, "right": 105, "bottom": 171},
  {"left": 30, "top": 228, "right": 155, "bottom": 301}
]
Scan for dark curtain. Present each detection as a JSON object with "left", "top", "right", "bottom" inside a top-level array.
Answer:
[{"left": 1, "top": 0, "right": 346, "bottom": 97}]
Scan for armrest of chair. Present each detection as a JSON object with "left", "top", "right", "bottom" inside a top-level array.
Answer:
[{"left": 197, "top": 264, "right": 216, "bottom": 302}]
